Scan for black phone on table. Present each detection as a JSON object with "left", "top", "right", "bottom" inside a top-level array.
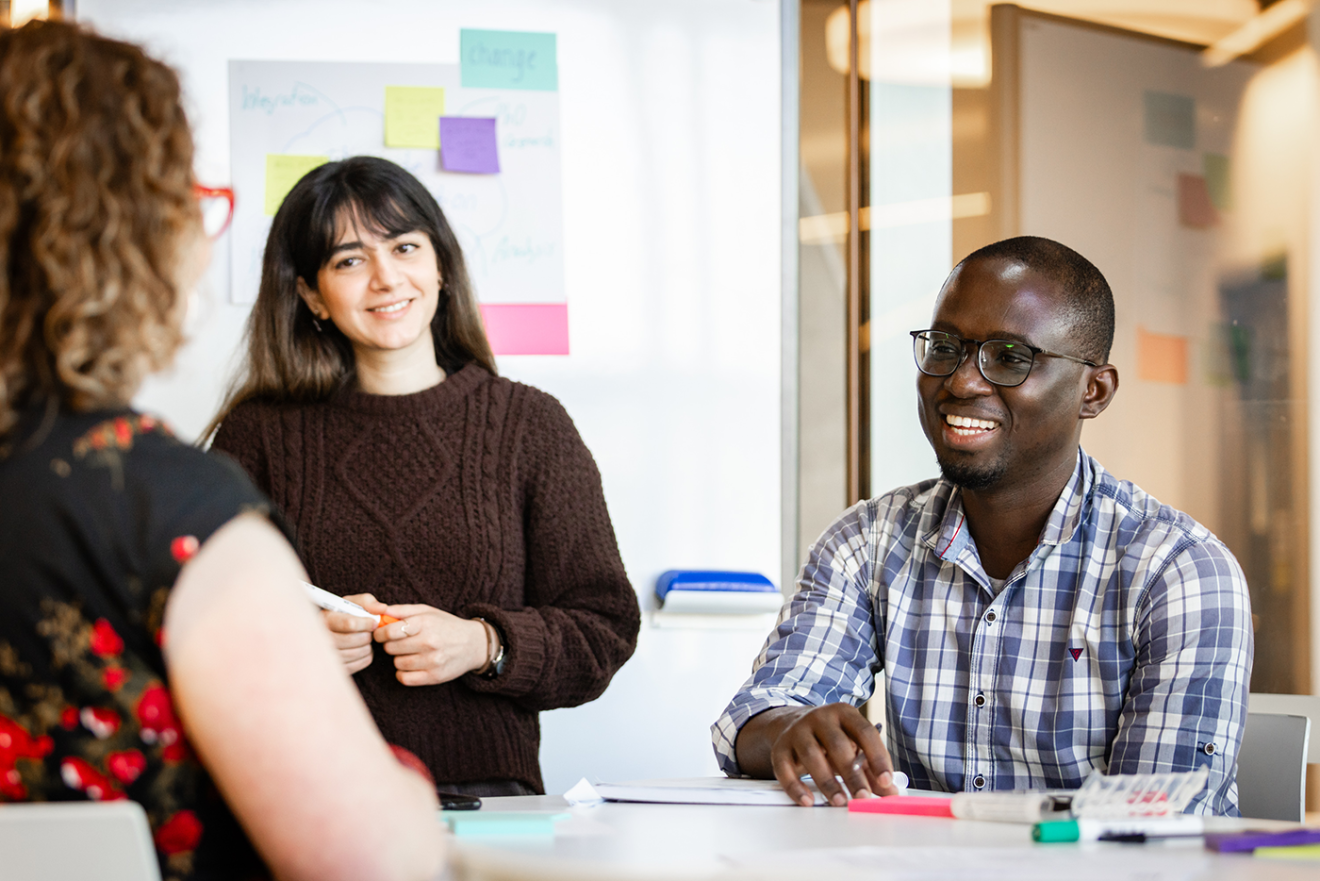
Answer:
[{"left": 438, "top": 791, "right": 482, "bottom": 810}]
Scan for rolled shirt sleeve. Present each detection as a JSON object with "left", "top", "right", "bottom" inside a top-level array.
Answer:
[
  {"left": 1109, "top": 539, "right": 1253, "bottom": 815},
  {"left": 712, "top": 501, "right": 882, "bottom": 777}
]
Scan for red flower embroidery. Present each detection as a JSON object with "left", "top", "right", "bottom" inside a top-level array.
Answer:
[
  {"left": 388, "top": 744, "right": 435, "bottom": 786},
  {"left": 60, "top": 706, "right": 79, "bottom": 730},
  {"left": 60, "top": 757, "right": 125, "bottom": 801},
  {"left": 0, "top": 715, "right": 54, "bottom": 800},
  {"left": 89, "top": 619, "right": 124, "bottom": 658},
  {"left": 170, "top": 535, "right": 200, "bottom": 564},
  {"left": 81, "top": 706, "right": 121, "bottom": 739},
  {"left": 155, "top": 809, "right": 203, "bottom": 855},
  {"left": 136, "top": 684, "right": 187, "bottom": 761},
  {"left": 107, "top": 749, "right": 147, "bottom": 785},
  {"left": 102, "top": 666, "right": 129, "bottom": 692},
  {"left": 72, "top": 414, "right": 173, "bottom": 459}
]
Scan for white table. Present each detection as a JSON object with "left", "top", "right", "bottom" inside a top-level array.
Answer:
[{"left": 449, "top": 796, "right": 1317, "bottom": 881}]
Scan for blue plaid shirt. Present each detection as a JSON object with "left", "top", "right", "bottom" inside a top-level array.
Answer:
[{"left": 713, "top": 451, "right": 1253, "bottom": 815}]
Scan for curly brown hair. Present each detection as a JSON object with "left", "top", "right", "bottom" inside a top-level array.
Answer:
[{"left": 0, "top": 19, "right": 199, "bottom": 441}]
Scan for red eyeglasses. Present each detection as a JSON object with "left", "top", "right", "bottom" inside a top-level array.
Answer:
[{"left": 194, "top": 184, "right": 235, "bottom": 240}]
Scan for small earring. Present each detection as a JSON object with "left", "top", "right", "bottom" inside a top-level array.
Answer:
[{"left": 312, "top": 315, "right": 324, "bottom": 333}]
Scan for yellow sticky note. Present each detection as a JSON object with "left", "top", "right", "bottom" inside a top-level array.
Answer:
[
  {"left": 264, "top": 154, "right": 328, "bottom": 216},
  {"left": 385, "top": 86, "right": 446, "bottom": 149},
  {"left": 1256, "top": 845, "right": 1320, "bottom": 860}
]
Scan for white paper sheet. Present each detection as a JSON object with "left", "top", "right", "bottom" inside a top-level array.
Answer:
[
  {"left": 723, "top": 844, "right": 1206, "bottom": 881},
  {"left": 586, "top": 775, "right": 911, "bottom": 807}
]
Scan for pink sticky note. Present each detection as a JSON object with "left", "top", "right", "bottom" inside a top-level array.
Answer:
[
  {"left": 480, "top": 303, "right": 568, "bottom": 355},
  {"left": 1177, "top": 173, "right": 1218, "bottom": 229},
  {"left": 440, "top": 117, "right": 500, "bottom": 174}
]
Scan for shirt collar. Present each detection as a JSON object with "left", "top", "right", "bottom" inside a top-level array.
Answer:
[{"left": 921, "top": 449, "right": 1091, "bottom": 566}]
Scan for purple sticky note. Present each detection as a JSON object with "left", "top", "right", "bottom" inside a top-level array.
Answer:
[{"left": 439, "top": 117, "right": 500, "bottom": 174}]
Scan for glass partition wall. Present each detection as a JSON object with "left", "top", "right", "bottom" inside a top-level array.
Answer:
[{"left": 800, "top": 1, "right": 1314, "bottom": 714}]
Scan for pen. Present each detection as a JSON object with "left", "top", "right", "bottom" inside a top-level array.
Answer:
[
  {"left": 302, "top": 581, "right": 400, "bottom": 628},
  {"left": 1097, "top": 831, "right": 1205, "bottom": 843}
]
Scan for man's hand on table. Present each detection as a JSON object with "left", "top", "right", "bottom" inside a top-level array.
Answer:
[{"left": 734, "top": 703, "right": 901, "bottom": 807}]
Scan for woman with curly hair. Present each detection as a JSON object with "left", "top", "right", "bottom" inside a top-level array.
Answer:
[
  {"left": 0, "top": 20, "right": 443, "bottom": 881},
  {"left": 206, "top": 156, "right": 640, "bottom": 797}
]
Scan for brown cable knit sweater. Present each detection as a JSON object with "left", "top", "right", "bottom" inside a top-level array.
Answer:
[{"left": 209, "top": 363, "right": 639, "bottom": 792}]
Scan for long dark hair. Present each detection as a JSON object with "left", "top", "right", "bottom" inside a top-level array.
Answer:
[{"left": 204, "top": 156, "right": 496, "bottom": 442}]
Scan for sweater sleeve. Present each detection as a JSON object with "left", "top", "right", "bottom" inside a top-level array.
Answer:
[
  {"left": 208, "top": 401, "right": 273, "bottom": 497},
  {"left": 461, "top": 393, "right": 640, "bottom": 710}
]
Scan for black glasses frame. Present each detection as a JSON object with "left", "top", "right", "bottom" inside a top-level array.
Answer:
[{"left": 910, "top": 329, "right": 1098, "bottom": 388}]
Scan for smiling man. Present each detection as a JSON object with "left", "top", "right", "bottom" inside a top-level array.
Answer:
[{"left": 713, "top": 236, "right": 1253, "bottom": 815}]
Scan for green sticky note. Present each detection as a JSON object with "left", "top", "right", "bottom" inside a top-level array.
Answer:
[
  {"left": 1203, "top": 152, "right": 1232, "bottom": 211},
  {"left": 441, "top": 810, "right": 569, "bottom": 837},
  {"left": 264, "top": 154, "right": 328, "bottom": 216},
  {"left": 384, "top": 86, "right": 446, "bottom": 149},
  {"left": 1144, "top": 91, "right": 1195, "bottom": 150},
  {"left": 461, "top": 29, "right": 557, "bottom": 91}
]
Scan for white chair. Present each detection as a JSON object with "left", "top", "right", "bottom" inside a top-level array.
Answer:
[
  {"left": 0, "top": 801, "right": 160, "bottom": 881},
  {"left": 1247, "top": 693, "right": 1320, "bottom": 763},
  {"left": 1235, "top": 710, "right": 1311, "bottom": 822}
]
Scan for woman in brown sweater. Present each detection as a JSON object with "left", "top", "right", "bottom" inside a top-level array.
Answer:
[{"left": 207, "top": 156, "right": 639, "bottom": 796}]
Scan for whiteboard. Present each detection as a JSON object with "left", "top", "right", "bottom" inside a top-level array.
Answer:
[
  {"left": 228, "top": 61, "right": 565, "bottom": 310},
  {"left": 1015, "top": 15, "right": 1254, "bottom": 538},
  {"left": 80, "top": 0, "right": 783, "bottom": 794}
]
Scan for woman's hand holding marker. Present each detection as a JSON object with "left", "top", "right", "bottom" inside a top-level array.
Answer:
[
  {"left": 374, "top": 604, "right": 491, "bottom": 687},
  {"left": 302, "top": 583, "right": 400, "bottom": 675}
]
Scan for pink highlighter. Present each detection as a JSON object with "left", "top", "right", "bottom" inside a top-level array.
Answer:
[{"left": 848, "top": 795, "right": 955, "bottom": 818}]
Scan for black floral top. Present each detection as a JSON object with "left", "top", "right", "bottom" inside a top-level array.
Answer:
[{"left": 0, "top": 407, "right": 280, "bottom": 881}]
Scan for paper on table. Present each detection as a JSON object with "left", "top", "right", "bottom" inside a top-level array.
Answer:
[
  {"left": 264, "top": 154, "right": 328, "bottom": 216},
  {"left": 384, "top": 86, "right": 446, "bottom": 149},
  {"left": 440, "top": 117, "right": 500, "bottom": 173},
  {"left": 584, "top": 775, "right": 909, "bottom": 807},
  {"left": 723, "top": 845, "right": 1206, "bottom": 881}
]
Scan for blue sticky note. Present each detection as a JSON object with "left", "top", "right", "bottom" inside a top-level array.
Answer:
[
  {"left": 461, "top": 29, "right": 557, "bottom": 91},
  {"left": 1144, "top": 91, "right": 1195, "bottom": 150},
  {"left": 440, "top": 117, "right": 500, "bottom": 174},
  {"left": 441, "top": 811, "right": 569, "bottom": 837}
]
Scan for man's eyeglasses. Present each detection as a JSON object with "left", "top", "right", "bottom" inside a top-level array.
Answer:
[
  {"left": 910, "top": 329, "right": 1098, "bottom": 388},
  {"left": 195, "top": 184, "right": 235, "bottom": 241}
]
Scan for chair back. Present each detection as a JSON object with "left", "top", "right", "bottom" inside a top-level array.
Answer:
[
  {"left": 1247, "top": 693, "right": 1320, "bottom": 763},
  {"left": 0, "top": 801, "right": 161, "bottom": 881},
  {"left": 1235, "top": 711, "right": 1311, "bottom": 821}
]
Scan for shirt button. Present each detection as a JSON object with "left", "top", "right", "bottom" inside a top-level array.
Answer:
[
  {"left": 973, "top": 774, "right": 987, "bottom": 789},
  {"left": 973, "top": 693, "right": 987, "bottom": 707},
  {"left": 985, "top": 611, "right": 996, "bottom": 623},
  {"left": 1203, "top": 742, "right": 1217, "bottom": 756}
]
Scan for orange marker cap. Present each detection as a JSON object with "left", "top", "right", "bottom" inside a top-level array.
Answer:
[{"left": 378, "top": 614, "right": 400, "bottom": 627}]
